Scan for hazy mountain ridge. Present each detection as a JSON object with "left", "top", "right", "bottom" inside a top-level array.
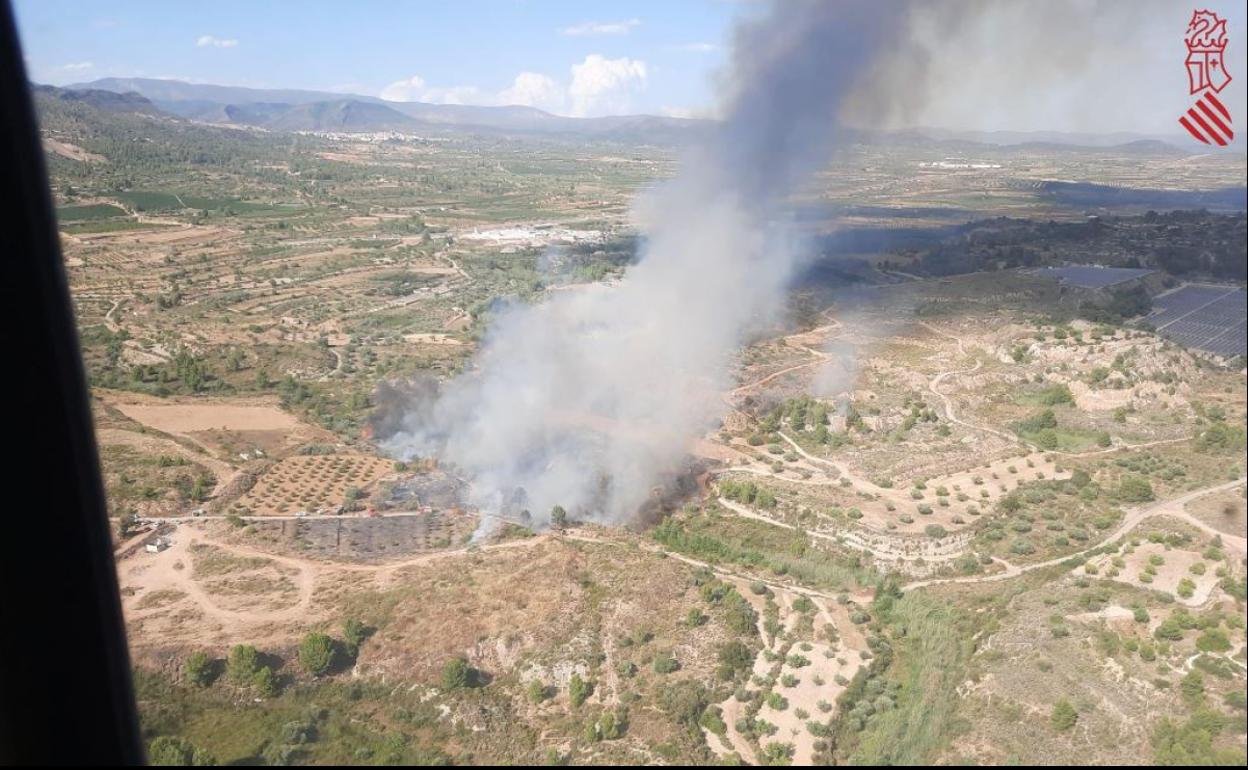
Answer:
[
  {"left": 238, "top": 100, "right": 421, "bottom": 132},
  {"left": 68, "top": 76, "right": 707, "bottom": 140},
  {"left": 65, "top": 77, "right": 1231, "bottom": 152},
  {"left": 33, "top": 83, "right": 162, "bottom": 114}
]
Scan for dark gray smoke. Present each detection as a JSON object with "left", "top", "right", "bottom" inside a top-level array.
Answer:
[{"left": 383, "top": 1, "right": 917, "bottom": 530}]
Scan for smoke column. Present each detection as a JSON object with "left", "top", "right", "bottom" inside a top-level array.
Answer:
[{"left": 383, "top": 1, "right": 913, "bottom": 528}]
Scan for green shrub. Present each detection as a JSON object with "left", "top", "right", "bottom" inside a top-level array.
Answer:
[
  {"left": 184, "top": 651, "right": 214, "bottom": 688},
  {"left": 1038, "top": 384, "right": 1074, "bottom": 406},
  {"left": 653, "top": 652, "right": 680, "bottom": 674},
  {"left": 1152, "top": 710, "right": 1244, "bottom": 764},
  {"left": 227, "top": 644, "right": 258, "bottom": 684},
  {"left": 298, "top": 633, "right": 336, "bottom": 676},
  {"left": 252, "top": 666, "right": 279, "bottom": 697},
  {"left": 527, "top": 679, "right": 549, "bottom": 703},
  {"left": 147, "top": 736, "right": 215, "bottom": 766},
  {"left": 699, "top": 705, "right": 727, "bottom": 736},
  {"left": 1180, "top": 671, "right": 1204, "bottom": 707},
  {"left": 569, "top": 673, "right": 592, "bottom": 708},
  {"left": 1010, "top": 539, "right": 1036, "bottom": 555},
  {"left": 763, "top": 742, "right": 794, "bottom": 764},
  {"left": 1051, "top": 699, "right": 1077, "bottom": 731},
  {"left": 440, "top": 656, "right": 474, "bottom": 690},
  {"left": 343, "top": 618, "right": 368, "bottom": 648},
  {"left": 1177, "top": 578, "right": 1196, "bottom": 599},
  {"left": 718, "top": 640, "right": 754, "bottom": 676},
  {"left": 1118, "top": 476, "right": 1155, "bottom": 503},
  {"left": 1195, "top": 629, "right": 1230, "bottom": 653}
]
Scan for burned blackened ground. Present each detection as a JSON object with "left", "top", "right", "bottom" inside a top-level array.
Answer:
[
  {"left": 244, "top": 511, "right": 477, "bottom": 562},
  {"left": 382, "top": 469, "right": 468, "bottom": 512}
]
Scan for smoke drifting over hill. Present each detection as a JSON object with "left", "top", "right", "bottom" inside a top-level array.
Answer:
[{"left": 381, "top": 1, "right": 915, "bottom": 529}]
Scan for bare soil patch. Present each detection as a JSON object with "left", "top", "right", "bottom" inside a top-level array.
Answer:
[
  {"left": 1083, "top": 542, "right": 1220, "bottom": 606},
  {"left": 112, "top": 402, "right": 304, "bottom": 433},
  {"left": 44, "top": 137, "right": 105, "bottom": 163}
]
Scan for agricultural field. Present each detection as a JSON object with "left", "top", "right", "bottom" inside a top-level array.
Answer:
[{"left": 232, "top": 454, "right": 394, "bottom": 516}]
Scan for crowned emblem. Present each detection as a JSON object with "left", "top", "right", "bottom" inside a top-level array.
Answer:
[
  {"left": 1178, "top": 8, "right": 1234, "bottom": 146},
  {"left": 1185, "top": 10, "right": 1231, "bottom": 94}
]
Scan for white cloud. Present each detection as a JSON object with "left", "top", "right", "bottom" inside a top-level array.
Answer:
[
  {"left": 498, "top": 72, "right": 565, "bottom": 112},
  {"left": 675, "top": 42, "right": 719, "bottom": 53},
  {"left": 379, "top": 75, "right": 484, "bottom": 105},
  {"left": 196, "top": 35, "right": 239, "bottom": 49},
  {"left": 560, "top": 19, "right": 641, "bottom": 37},
  {"left": 380, "top": 54, "right": 648, "bottom": 117},
  {"left": 569, "top": 55, "right": 647, "bottom": 117},
  {"left": 379, "top": 75, "right": 426, "bottom": 102},
  {"left": 32, "top": 60, "right": 96, "bottom": 85}
]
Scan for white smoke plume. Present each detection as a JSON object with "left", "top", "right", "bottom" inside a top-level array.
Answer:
[{"left": 383, "top": 1, "right": 916, "bottom": 529}]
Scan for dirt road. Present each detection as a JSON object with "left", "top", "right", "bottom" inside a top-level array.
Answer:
[
  {"left": 920, "top": 320, "right": 1193, "bottom": 458},
  {"left": 120, "top": 525, "right": 562, "bottom": 642},
  {"left": 903, "top": 478, "right": 1246, "bottom": 591},
  {"left": 716, "top": 496, "right": 970, "bottom": 566}
]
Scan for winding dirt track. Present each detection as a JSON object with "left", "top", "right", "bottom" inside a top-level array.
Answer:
[
  {"left": 920, "top": 320, "right": 1192, "bottom": 458},
  {"left": 728, "top": 318, "right": 1183, "bottom": 504},
  {"left": 103, "top": 299, "right": 122, "bottom": 332},
  {"left": 716, "top": 496, "right": 970, "bottom": 565},
  {"left": 96, "top": 427, "right": 237, "bottom": 495},
  {"left": 902, "top": 477, "right": 1246, "bottom": 591},
  {"left": 707, "top": 317, "right": 1230, "bottom": 576},
  {"left": 921, "top": 321, "right": 1015, "bottom": 444},
  {"left": 123, "top": 476, "right": 1242, "bottom": 648},
  {"left": 728, "top": 315, "right": 841, "bottom": 401},
  {"left": 121, "top": 527, "right": 560, "bottom": 637},
  {"left": 123, "top": 517, "right": 857, "bottom": 646}
]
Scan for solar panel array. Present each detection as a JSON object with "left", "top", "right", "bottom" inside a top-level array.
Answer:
[
  {"left": 1147, "top": 285, "right": 1247, "bottom": 357},
  {"left": 1034, "top": 266, "right": 1156, "bottom": 289}
]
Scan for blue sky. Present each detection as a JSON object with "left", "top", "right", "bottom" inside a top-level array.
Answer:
[
  {"left": 14, "top": 0, "right": 736, "bottom": 117},
  {"left": 13, "top": 1, "right": 1248, "bottom": 134}
]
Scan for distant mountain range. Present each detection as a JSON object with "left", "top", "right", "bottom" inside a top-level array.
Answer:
[
  {"left": 32, "top": 83, "right": 162, "bottom": 115},
  {"left": 61, "top": 77, "right": 708, "bottom": 141},
  {"left": 911, "top": 127, "right": 1205, "bottom": 150},
  {"left": 49, "top": 77, "right": 1240, "bottom": 153}
]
